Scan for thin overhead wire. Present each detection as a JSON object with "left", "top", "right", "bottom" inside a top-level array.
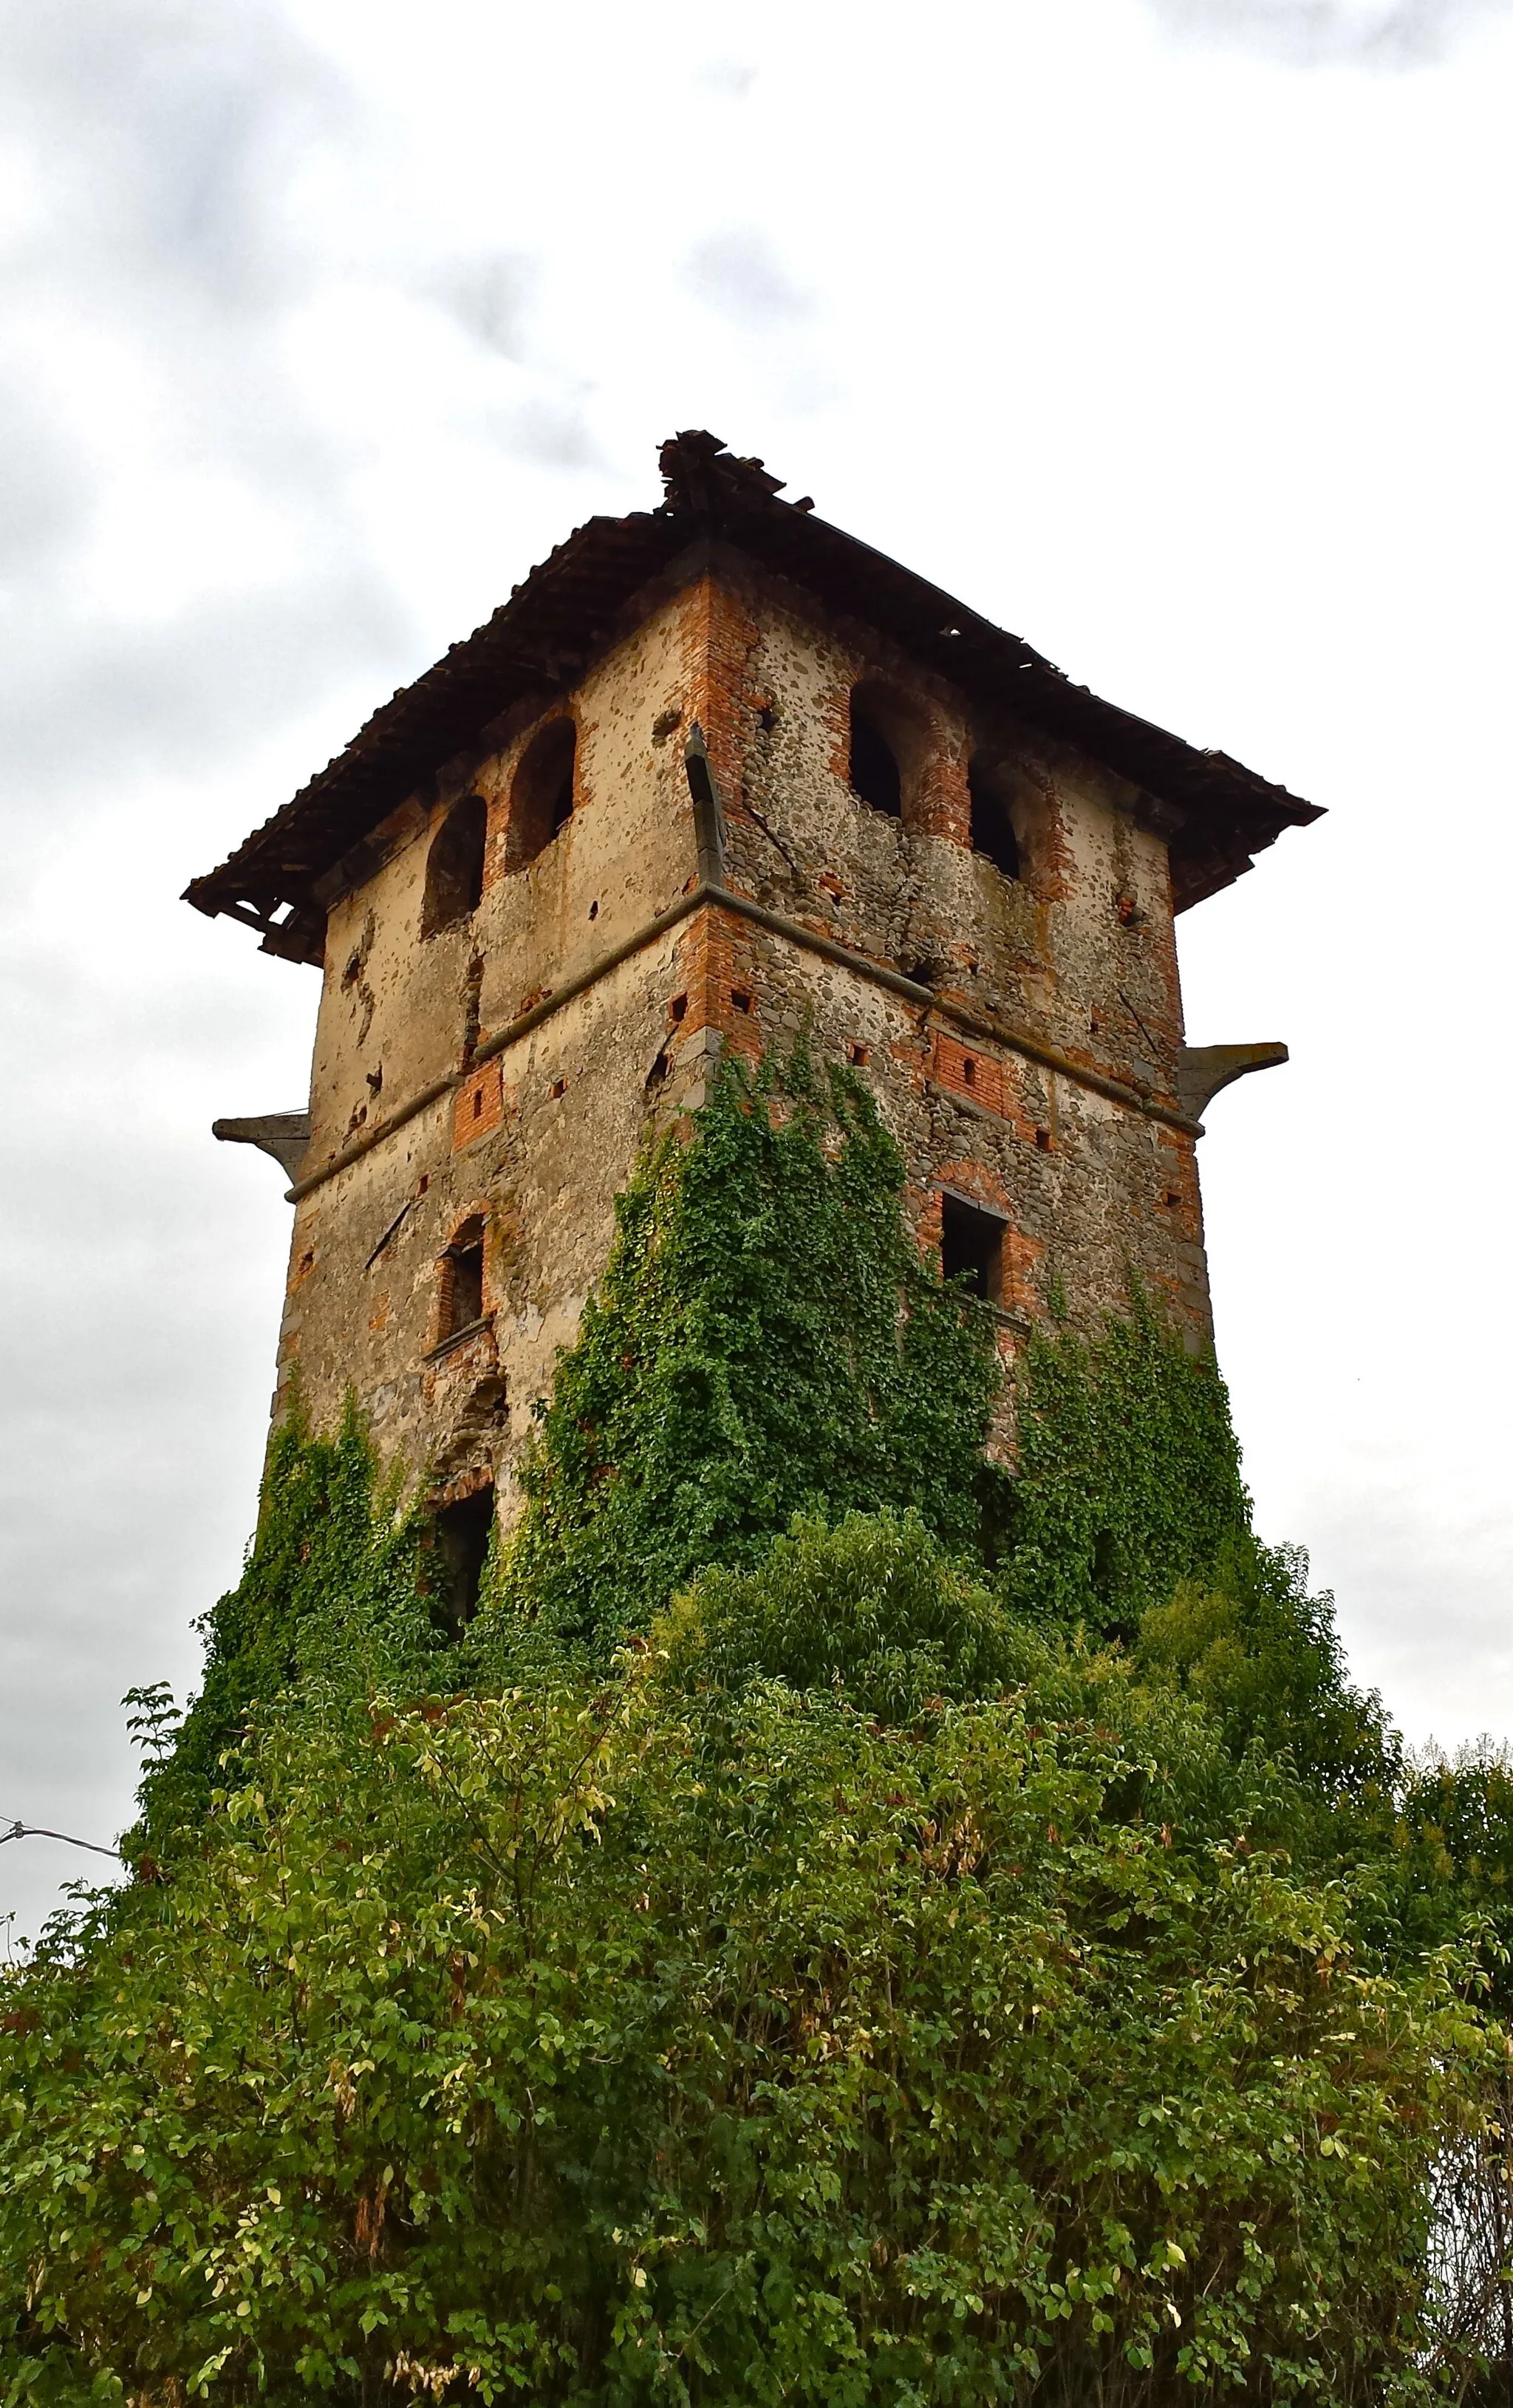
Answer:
[{"left": 1, "top": 1818, "right": 121, "bottom": 1860}]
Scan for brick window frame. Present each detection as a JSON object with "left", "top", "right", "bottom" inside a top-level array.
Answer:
[{"left": 433, "top": 1212, "right": 489, "bottom": 1348}]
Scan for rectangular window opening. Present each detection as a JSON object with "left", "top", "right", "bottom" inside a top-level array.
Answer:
[
  {"left": 731, "top": 989, "right": 754, "bottom": 1014},
  {"left": 940, "top": 1193, "right": 1006, "bottom": 1305},
  {"left": 670, "top": 992, "right": 688, "bottom": 1022},
  {"left": 432, "top": 1484, "right": 494, "bottom": 1632},
  {"left": 446, "top": 1239, "right": 485, "bottom": 1332}
]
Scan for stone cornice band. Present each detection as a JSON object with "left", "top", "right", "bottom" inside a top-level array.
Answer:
[{"left": 284, "top": 881, "right": 1201, "bottom": 1203}]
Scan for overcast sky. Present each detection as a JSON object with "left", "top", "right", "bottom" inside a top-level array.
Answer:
[{"left": 4, "top": 0, "right": 1511, "bottom": 1943}]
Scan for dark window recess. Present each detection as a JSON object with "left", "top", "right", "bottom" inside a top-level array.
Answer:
[
  {"left": 969, "top": 759, "right": 1021, "bottom": 880},
  {"left": 849, "top": 692, "right": 902, "bottom": 816},
  {"left": 443, "top": 1220, "right": 485, "bottom": 1334},
  {"left": 433, "top": 1486, "right": 494, "bottom": 1631},
  {"left": 939, "top": 1193, "right": 1005, "bottom": 1303},
  {"left": 507, "top": 718, "right": 577, "bottom": 870},
  {"left": 421, "top": 793, "right": 487, "bottom": 936},
  {"left": 1092, "top": 1527, "right": 1121, "bottom": 1600}
]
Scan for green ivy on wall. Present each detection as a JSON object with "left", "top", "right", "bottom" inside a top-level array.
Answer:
[
  {"left": 1003, "top": 1290, "right": 1251, "bottom": 1638},
  {"left": 491, "top": 1049, "right": 1005, "bottom": 1649},
  {"left": 130, "top": 1396, "right": 437, "bottom": 1849},
  {"left": 137, "top": 1046, "right": 1277, "bottom": 1830}
]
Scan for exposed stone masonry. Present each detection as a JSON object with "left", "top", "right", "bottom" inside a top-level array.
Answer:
[{"left": 197, "top": 437, "right": 1314, "bottom": 1537}]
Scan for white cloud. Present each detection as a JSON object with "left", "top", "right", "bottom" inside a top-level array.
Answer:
[
  {"left": 683, "top": 229, "right": 813, "bottom": 327},
  {"left": 1144, "top": 0, "right": 1511, "bottom": 63},
  {"left": 3, "top": 0, "right": 1513, "bottom": 1943}
]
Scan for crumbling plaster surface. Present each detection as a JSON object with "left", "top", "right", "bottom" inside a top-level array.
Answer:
[
  {"left": 717, "top": 556, "right": 1185, "bottom": 1112},
  {"left": 273, "top": 557, "right": 1215, "bottom": 1518},
  {"left": 309, "top": 590, "right": 699, "bottom": 1176}
]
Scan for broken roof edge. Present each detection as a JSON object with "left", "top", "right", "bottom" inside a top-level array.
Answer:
[{"left": 184, "top": 430, "right": 1321, "bottom": 946}]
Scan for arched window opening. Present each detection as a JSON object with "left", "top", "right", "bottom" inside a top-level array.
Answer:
[
  {"left": 848, "top": 688, "right": 903, "bottom": 817},
  {"left": 969, "top": 758, "right": 1021, "bottom": 881},
  {"left": 421, "top": 793, "right": 487, "bottom": 937},
  {"left": 441, "top": 1215, "right": 486, "bottom": 1337},
  {"left": 506, "top": 718, "right": 577, "bottom": 870},
  {"left": 432, "top": 1484, "right": 494, "bottom": 1631},
  {"left": 939, "top": 1191, "right": 1005, "bottom": 1305}
]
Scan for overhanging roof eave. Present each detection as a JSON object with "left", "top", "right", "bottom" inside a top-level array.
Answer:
[{"left": 184, "top": 434, "right": 1320, "bottom": 935}]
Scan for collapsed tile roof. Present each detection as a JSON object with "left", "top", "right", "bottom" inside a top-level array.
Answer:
[{"left": 185, "top": 429, "right": 1321, "bottom": 963}]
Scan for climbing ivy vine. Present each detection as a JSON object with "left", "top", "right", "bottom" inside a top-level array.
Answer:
[
  {"left": 137, "top": 1046, "right": 1271, "bottom": 1827},
  {"left": 129, "top": 1398, "right": 437, "bottom": 1849},
  {"left": 1003, "top": 1292, "right": 1251, "bottom": 1640},
  {"left": 491, "top": 1048, "right": 1005, "bottom": 1648}
]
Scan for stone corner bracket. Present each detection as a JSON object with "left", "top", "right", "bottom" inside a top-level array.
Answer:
[
  {"left": 1176, "top": 1043, "right": 1289, "bottom": 1126},
  {"left": 213, "top": 1111, "right": 312, "bottom": 1184}
]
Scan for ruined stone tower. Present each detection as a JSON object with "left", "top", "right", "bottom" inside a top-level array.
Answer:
[{"left": 189, "top": 432, "right": 1318, "bottom": 1584}]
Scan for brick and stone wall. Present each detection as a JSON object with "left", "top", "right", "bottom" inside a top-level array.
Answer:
[{"left": 272, "top": 550, "right": 1211, "bottom": 1524}]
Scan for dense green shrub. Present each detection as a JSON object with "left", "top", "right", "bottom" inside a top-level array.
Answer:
[
  {"left": 1137, "top": 1540, "right": 1398, "bottom": 1807},
  {"left": 658, "top": 1507, "right": 1042, "bottom": 1723},
  {"left": 1, "top": 1619, "right": 1499, "bottom": 2405}
]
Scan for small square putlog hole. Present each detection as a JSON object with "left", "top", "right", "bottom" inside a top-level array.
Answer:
[{"left": 940, "top": 1193, "right": 1006, "bottom": 1304}]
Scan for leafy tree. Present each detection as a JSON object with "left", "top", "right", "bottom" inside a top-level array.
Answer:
[
  {"left": 1137, "top": 1539, "right": 1398, "bottom": 1808},
  {"left": 1, "top": 1606, "right": 1500, "bottom": 2405},
  {"left": 658, "top": 1507, "right": 1042, "bottom": 1724}
]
